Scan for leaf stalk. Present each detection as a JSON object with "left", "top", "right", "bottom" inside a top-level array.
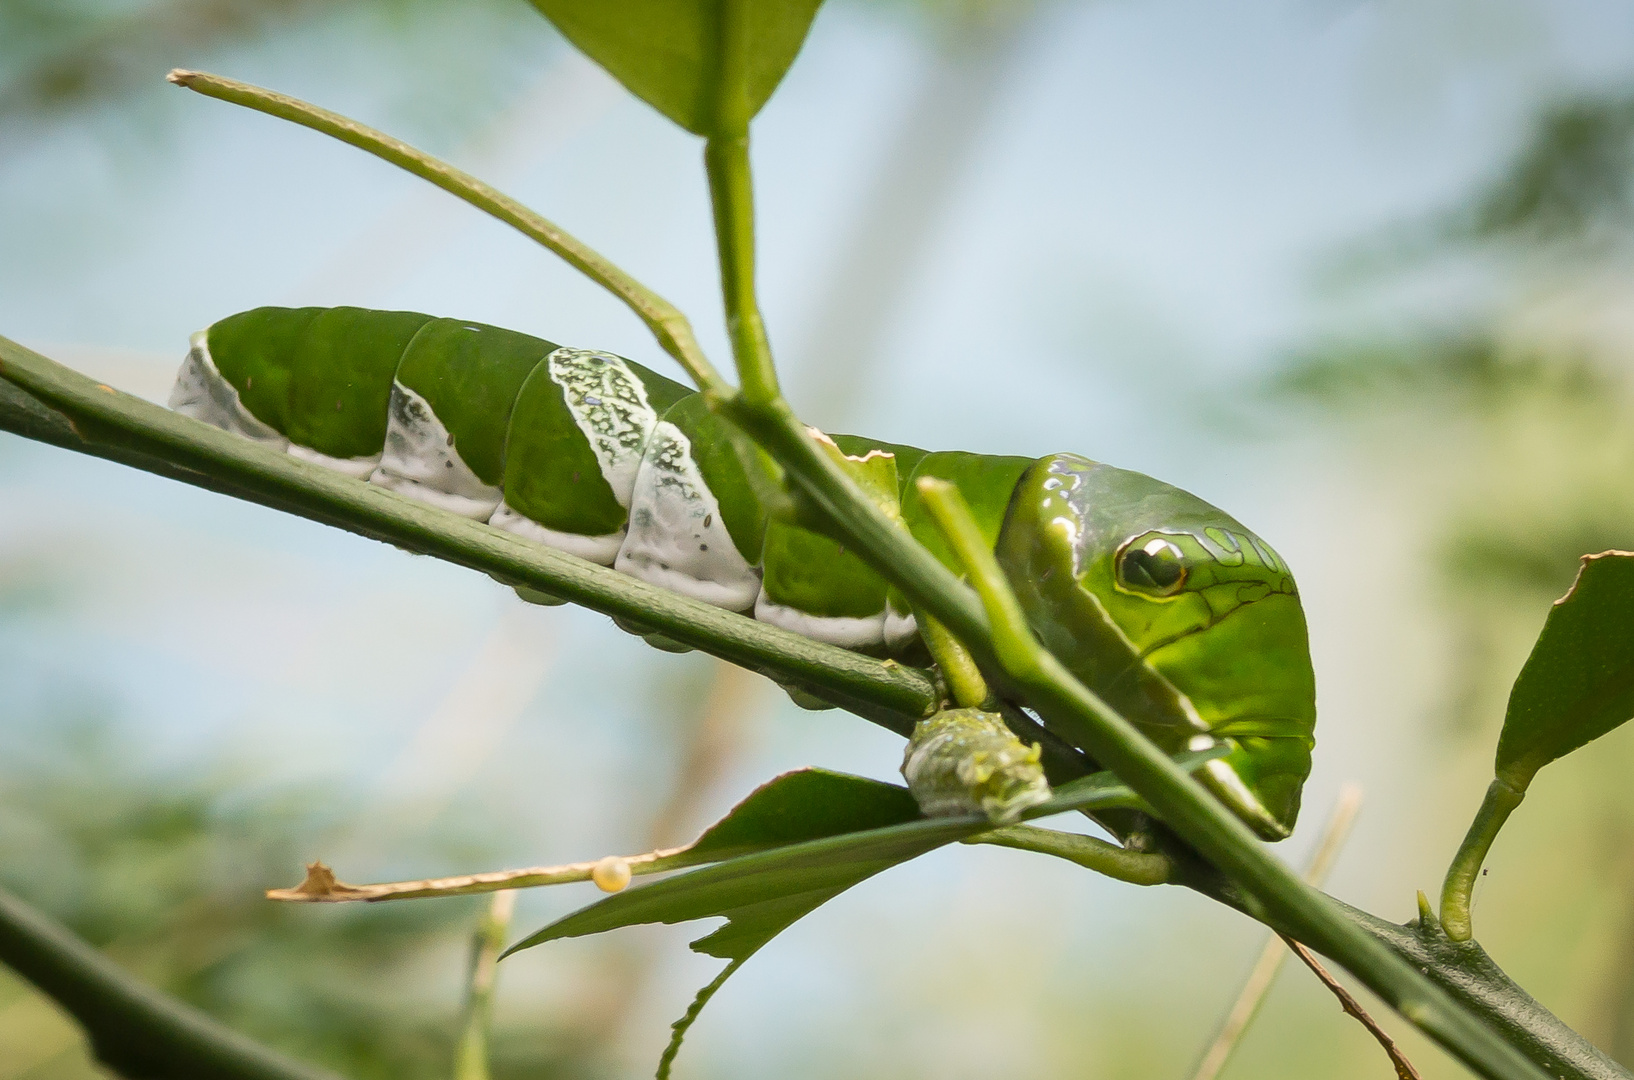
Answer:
[
  {"left": 1440, "top": 777, "right": 1526, "bottom": 942},
  {"left": 165, "top": 69, "right": 730, "bottom": 400}
]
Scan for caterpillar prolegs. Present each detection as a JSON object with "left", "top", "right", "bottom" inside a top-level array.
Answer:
[{"left": 169, "top": 305, "right": 1317, "bottom": 839}]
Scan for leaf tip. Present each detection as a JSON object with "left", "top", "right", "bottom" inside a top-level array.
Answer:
[{"left": 1553, "top": 549, "right": 1634, "bottom": 606}]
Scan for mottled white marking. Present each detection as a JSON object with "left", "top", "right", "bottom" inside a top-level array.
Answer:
[
  {"left": 287, "top": 444, "right": 381, "bottom": 479},
  {"left": 168, "top": 331, "right": 288, "bottom": 450},
  {"left": 615, "top": 420, "right": 760, "bottom": 611},
  {"left": 487, "top": 500, "right": 625, "bottom": 566},
  {"left": 883, "top": 605, "right": 919, "bottom": 652},
  {"left": 548, "top": 348, "right": 658, "bottom": 508},
  {"left": 369, "top": 381, "right": 500, "bottom": 519},
  {"left": 754, "top": 590, "right": 887, "bottom": 649}
]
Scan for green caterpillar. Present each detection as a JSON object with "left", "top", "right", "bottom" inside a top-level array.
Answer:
[{"left": 169, "top": 305, "right": 1317, "bottom": 839}]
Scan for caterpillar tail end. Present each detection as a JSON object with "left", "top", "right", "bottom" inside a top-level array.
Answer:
[{"left": 902, "top": 708, "right": 1052, "bottom": 825}]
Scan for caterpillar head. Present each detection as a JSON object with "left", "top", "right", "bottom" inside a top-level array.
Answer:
[{"left": 996, "top": 454, "right": 1316, "bottom": 839}]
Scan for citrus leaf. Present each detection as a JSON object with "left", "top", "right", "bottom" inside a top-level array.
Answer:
[
  {"left": 1442, "top": 550, "right": 1634, "bottom": 941},
  {"left": 503, "top": 749, "right": 1218, "bottom": 960},
  {"left": 505, "top": 746, "right": 1221, "bottom": 959},
  {"left": 501, "top": 749, "right": 1222, "bottom": 1077},
  {"left": 1496, "top": 550, "right": 1634, "bottom": 790},
  {"left": 526, "top": 0, "right": 824, "bottom": 136}
]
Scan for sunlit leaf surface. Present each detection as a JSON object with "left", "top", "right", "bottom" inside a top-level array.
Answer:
[
  {"left": 1497, "top": 550, "right": 1634, "bottom": 790},
  {"left": 525, "top": 0, "right": 823, "bottom": 134}
]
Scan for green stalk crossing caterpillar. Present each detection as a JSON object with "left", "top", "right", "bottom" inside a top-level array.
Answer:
[{"left": 171, "top": 305, "right": 1316, "bottom": 839}]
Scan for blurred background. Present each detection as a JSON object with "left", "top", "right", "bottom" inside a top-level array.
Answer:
[{"left": 5, "top": 0, "right": 1634, "bottom": 1076}]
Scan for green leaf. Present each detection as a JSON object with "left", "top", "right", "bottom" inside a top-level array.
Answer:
[
  {"left": 1443, "top": 550, "right": 1634, "bottom": 941},
  {"left": 686, "top": 765, "right": 923, "bottom": 858},
  {"left": 507, "top": 775, "right": 968, "bottom": 1079},
  {"left": 1496, "top": 550, "right": 1634, "bottom": 790},
  {"left": 502, "top": 750, "right": 1222, "bottom": 1078},
  {"left": 507, "top": 749, "right": 1220, "bottom": 963},
  {"left": 505, "top": 752, "right": 1215, "bottom": 962},
  {"left": 527, "top": 0, "right": 824, "bottom": 136}
]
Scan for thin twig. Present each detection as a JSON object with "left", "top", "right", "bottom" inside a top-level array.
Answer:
[
  {"left": 264, "top": 849, "right": 692, "bottom": 904},
  {"left": 1284, "top": 936, "right": 1425, "bottom": 1080},
  {"left": 1190, "top": 783, "right": 1364, "bottom": 1080},
  {"left": 165, "top": 69, "right": 730, "bottom": 400}
]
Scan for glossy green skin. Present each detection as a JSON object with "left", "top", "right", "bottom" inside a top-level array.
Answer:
[
  {"left": 211, "top": 306, "right": 433, "bottom": 459},
  {"left": 395, "top": 318, "right": 561, "bottom": 485},
  {"left": 994, "top": 454, "right": 1315, "bottom": 839},
  {"left": 761, "top": 443, "right": 901, "bottom": 619},
  {"left": 195, "top": 307, "right": 1317, "bottom": 838}
]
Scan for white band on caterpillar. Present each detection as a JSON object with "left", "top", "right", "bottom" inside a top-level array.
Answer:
[
  {"left": 370, "top": 381, "right": 502, "bottom": 519},
  {"left": 169, "top": 332, "right": 289, "bottom": 450},
  {"left": 488, "top": 499, "right": 626, "bottom": 566},
  {"left": 616, "top": 421, "right": 760, "bottom": 612}
]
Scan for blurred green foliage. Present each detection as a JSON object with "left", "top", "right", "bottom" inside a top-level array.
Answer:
[
  {"left": 0, "top": 717, "right": 609, "bottom": 1080},
  {"left": 0, "top": 0, "right": 557, "bottom": 154},
  {"left": 1274, "top": 78, "right": 1634, "bottom": 604},
  {"left": 1268, "top": 78, "right": 1634, "bottom": 1068},
  {"left": 1453, "top": 91, "right": 1634, "bottom": 246}
]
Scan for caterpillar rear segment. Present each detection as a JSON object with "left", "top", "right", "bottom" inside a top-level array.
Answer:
[{"left": 170, "top": 305, "right": 1317, "bottom": 840}]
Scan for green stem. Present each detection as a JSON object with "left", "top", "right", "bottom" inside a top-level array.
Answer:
[
  {"left": 968, "top": 824, "right": 1172, "bottom": 886},
  {"left": 1342, "top": 897, "right": 1631, "bottom": 1080},
  {"left": 0, "top": 338, "right": 936, "bottom": 734},
  {"left": 452, "top": 891, "right": 516, "bottom": 1080},
  {"left": 702, "top": 0, "right": 778, "bottom": 405},
  {"left": 165, "top": 69, "right": 729, "bottom": 400},
  {"left": 911, "top": 478, "right": 1548, "bottom": 1080},
  {"left": 1440, "top": 778, "right": 1527, "bottom": 943},
  {"left": 917, "top": 609, "right": 990, "bottom": 708},
  {"left": 705, "top": 133, "right": 779, "bottom": 405},
  {"left": 0, "top": 884, "right": 343, "bottom": 1080}
]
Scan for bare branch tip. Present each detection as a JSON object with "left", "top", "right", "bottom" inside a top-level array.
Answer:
[
  {"left": 166, "top": 69, "right": 198, "bottom": 86},
  {"left": 265, "top": 860, "right": 366, "bottom": 903}
]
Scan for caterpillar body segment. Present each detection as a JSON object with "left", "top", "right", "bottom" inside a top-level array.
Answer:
[{"left": 170, "top": 306, "right": 1317, "bottom": 839}]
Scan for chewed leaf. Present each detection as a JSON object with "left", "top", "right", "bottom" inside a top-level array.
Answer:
[
  {"left": 503, "top": 750, "right": 1216, "bottom": 960},
  {"left": 527, "top": 0, "right": 824, "bottom": 136},
  {"left": 658, "top": 957, "right": 747, "bottom": 1080},
  {"left": 1496, "top": 550, "right": 1634, "bottom": 790},
  {"left": 504, "top": 811, "right": 983, "bottom": 1077},
  {"left": 504, "top": 746, "right": 1220, "bottom": 958}
]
